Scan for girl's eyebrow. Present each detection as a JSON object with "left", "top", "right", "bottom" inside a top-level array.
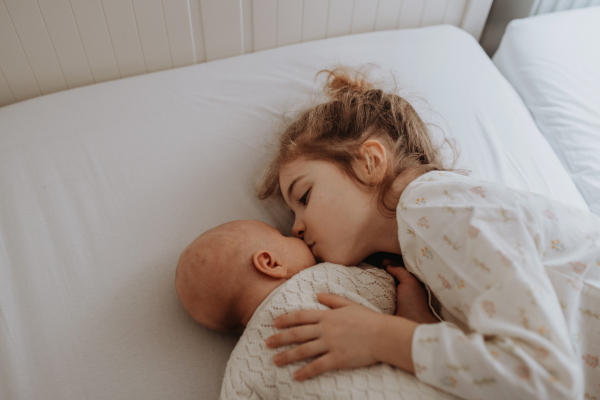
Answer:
[{"left": 286, "top": 175, "right": 306, "bottom": 199}]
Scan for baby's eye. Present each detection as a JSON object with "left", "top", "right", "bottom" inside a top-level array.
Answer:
[{"left": 298, "top": 189, "right": 310, "bottom": 206}]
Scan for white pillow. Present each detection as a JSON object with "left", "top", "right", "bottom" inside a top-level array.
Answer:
[{"left": 493, "top": 6, "right": 600, "bottom": 216}]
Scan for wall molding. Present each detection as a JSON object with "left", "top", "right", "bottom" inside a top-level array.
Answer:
[{"left": 0, "top": 0, "right": 494, "bottom": 107}]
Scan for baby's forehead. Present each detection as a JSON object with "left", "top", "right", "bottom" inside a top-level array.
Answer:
[
  {"left": 203, "top": 222, "right": 266, "bottom": 251},
  {"left": 187, "top": 221, "right": 275, "bottom": 264},
  {"left": 219, "top": 220, "right": 275, "bottom": 239}
]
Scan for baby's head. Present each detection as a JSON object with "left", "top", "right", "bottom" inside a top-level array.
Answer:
[{"left": 175, "top": 220, "right": 316, "bottom": 333}]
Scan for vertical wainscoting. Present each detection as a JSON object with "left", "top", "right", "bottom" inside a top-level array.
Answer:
[
  {"left": 0, "top": 0, "right": 492, "bottom": 108},
  {"left": 530, "top": 0, "right": 600, "bottom": 15},
  {"left": 479, "top": 0, "right": 599, "bottom": 57}
]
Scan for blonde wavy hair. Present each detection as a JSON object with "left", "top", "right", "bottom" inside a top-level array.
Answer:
[{"left": 256, "top": 66, "right": 461, "bottom": 216}]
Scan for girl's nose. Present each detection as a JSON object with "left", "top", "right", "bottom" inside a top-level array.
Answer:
[{"left": 292, "top": 220, "right": 305, "bottom": 239}]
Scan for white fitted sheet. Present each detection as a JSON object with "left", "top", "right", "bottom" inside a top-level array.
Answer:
[
  {"left": 0, "top": 25, "right": 588, "bottom": 400},
  {"left": 493, "top": 6, "right": 600, "bottom": 216}
]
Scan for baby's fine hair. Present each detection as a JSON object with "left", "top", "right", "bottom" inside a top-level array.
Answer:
[{"left": 257, "top": 65, "right": 460, "bottom": 216}]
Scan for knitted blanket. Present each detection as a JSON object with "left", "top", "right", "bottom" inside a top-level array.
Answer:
[{"left": 219, "top": 263, "right": 459, "bottom": 399}]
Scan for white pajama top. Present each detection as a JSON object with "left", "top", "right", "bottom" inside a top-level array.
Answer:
[{"left": 399, "top": 171, "right": 600, "bottom": 400}]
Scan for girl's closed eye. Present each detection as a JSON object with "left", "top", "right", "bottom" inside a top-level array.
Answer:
[{"left": 298, "top": 189, "right": 311, "bottom": 206}]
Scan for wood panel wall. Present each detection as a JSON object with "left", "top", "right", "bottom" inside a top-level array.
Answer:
[
  {"left": 0, "top": 0, "right": 493, "bottom": 108},
  {"left": 530, "top": 0, "right": 600, "bottom": 15}
]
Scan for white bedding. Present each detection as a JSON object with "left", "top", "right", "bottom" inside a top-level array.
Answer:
[
  {"left": 493, "top": 6, "right": 600, "bottom": 216},
  {"left": 0, "top": 25, "right": 588, "bottom": 399}
]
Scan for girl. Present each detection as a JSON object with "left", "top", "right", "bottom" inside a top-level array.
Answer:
[{"left": 256, "top": 67, "right": 600, "bottom": 399}]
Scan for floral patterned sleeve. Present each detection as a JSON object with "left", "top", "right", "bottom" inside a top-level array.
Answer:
[{"left": 397, "top": 173, "right": 585, "bottom": 400}]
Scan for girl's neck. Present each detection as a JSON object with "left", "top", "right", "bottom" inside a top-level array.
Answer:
[
  {"left": 392, "top": 168, "right": 425, "bottom": 200},
  {"left": 370, "top": 168, "right": 425, "bottom": 255}
]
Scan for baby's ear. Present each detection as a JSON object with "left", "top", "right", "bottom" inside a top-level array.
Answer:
[{"left": 253, "top": 250, "right": 287, "bottom": 278}]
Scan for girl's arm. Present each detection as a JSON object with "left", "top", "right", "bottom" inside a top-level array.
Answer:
[{"left": 373, "top": 309, "right": 421, "bottom": 373}]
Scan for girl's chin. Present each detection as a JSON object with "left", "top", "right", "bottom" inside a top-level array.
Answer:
[
  {"left": 319, "top": 252, "right": 359, "bottom": 266},
  {"left": 313, "top": 243, "right": 361, "bottom": 265},
  {"left": 310, "top": 245, "right": 323, "bottom": 263},
  {"left": 311, "top": 251, "right": 323, "bottom": 263}
]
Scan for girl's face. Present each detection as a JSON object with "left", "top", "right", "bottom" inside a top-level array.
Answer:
[{"left": 279, "top": 157, "right": 382, "bottom": 266}]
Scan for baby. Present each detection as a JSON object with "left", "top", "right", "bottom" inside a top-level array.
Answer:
[{"left": 175, "top": 220, "right": 458, "bottom": 400}]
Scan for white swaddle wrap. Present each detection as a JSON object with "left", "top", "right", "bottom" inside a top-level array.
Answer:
[{"left": 219, "top": 263, "right": 459, "bottom": 399}]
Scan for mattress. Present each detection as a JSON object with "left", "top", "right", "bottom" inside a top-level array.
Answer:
[
  {"left": 493, "top": 6, "right": 600, "bottom": 216},
  {"left": 0, "top": 25, "right": 588, "bottom": 399}
]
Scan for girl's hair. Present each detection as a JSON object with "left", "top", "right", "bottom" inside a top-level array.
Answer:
[{"left": 256, "top": 66, "right": 461, "bottom": 216}]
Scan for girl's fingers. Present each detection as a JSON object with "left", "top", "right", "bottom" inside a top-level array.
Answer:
[
  {"left": 273, "top": 309, "right": 323, "bottom": 329},
  {"left": 386, "top": 265, "right": 415, "bottom": 282},
  {"left": 293, "top": 354, "right": 337, "bottom": 381},
  {"left": 382, "top": 258, "right": 401, "bottom": 267},
  {"left": 272, "top": 340, "right": 328, "bottom": 367},
  {"left": 266, "top": 325, "right": 320, "bottom": 349},
  {"left": 317, "top": 292, "right": 355, "bottom": 309}
]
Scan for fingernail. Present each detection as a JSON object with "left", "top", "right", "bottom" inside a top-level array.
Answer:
[
  {"left": 266, "top": 338, "right": 272, "bottom": 347},
  {"left": 273, "top": 356, "right": 280, "bottom": 365}
]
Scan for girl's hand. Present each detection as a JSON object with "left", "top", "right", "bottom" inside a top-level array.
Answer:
[
  {"left": 265, "top": 293, "right": 384, "bottom": 381},
  {"left": 383, "top": 260, "right": 439, "bottom": 324}
]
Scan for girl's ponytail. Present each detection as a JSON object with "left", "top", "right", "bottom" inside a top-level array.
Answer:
[{"left": 320, "top": 67, "right": 373, "bottom": 101}]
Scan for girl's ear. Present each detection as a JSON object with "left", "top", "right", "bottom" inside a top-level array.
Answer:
[
  {"left": 357, "top": 139, "right": 388, "bottom": 184},
  {"left": 253, "top": 250, "right": 288, "bottom": 279}
]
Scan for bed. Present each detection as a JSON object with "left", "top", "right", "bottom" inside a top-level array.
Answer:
[{"left": 1, "top": 6, "right": 598, "bottom": 400}]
